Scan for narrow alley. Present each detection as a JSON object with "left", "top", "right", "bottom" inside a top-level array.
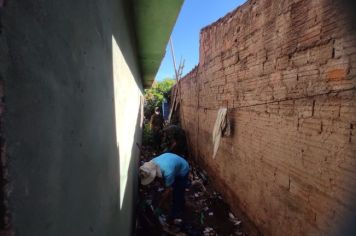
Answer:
[
  {"left": 0, "top": 0, "right": 355, "bottom": 235},
  {"left": 136, "top": 145, "right": 259, "bottom": 236},
  {"left": 138, "top": 0, "right": 356, "bottom": 235}
]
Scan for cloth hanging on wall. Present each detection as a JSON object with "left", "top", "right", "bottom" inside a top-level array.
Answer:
[{"left": 212, "top": 107, "right": 230, "bottom": 159}]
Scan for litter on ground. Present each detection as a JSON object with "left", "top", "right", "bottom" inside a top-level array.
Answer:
[{"left": 136, "top": 144, "right": 253, "bottom": 236}]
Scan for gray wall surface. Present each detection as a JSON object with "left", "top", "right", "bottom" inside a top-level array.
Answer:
[{"left": 0, "top": 0, "right": 143, "bottom": 235}]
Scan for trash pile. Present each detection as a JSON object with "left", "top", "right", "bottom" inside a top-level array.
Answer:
[{"left": 136, "top": 145, "right": 250, "bottom": 236}]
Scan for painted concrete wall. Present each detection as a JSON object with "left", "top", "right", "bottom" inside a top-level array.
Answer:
[
  {"left": 0, "top": 0, "right": 142, "bottom": 235},
  {"left": 177, "top": 0, "right": 356, "bottom": 235}
]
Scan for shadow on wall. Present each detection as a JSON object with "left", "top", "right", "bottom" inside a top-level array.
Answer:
[
  {"left": 109, "top": 0, "right": 144, "bottom": 234},
  {"left": 0, "top": 0, "right": 143, "bottom": 235},
  {"left": 111, "top": 0, "right": 142, "bottom": 88},
  {"left": 106, "top": 102, "right": 143, "bottom": 236},
  {"left": 115, "top": 104, "right": 143, "bottom": 235}
]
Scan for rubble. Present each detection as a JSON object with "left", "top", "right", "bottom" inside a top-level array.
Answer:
[
  {"left": 229, "top": 213, "right": 242, "bottom": 226},
  {"left": 137, "top": 144, "right": 249, "bottom": 236},
  {"left": 203, "top": 227, "right": 216, "bottom": 236}
]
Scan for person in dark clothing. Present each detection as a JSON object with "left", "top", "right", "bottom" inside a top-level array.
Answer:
[
  {"left": 150, "top": 107, "right": 164, "bottom": 149},
  {"left": 161, "top": 125, "right": 188, "bottom": 158}
]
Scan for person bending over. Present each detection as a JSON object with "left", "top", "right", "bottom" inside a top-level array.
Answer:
[{"left": 140, "top": 152, "right": 190, "bottom": 222}]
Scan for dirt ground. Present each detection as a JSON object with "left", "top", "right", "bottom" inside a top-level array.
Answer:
[{"left": 136, "top": 145, "right": 258, "bottom": 236}]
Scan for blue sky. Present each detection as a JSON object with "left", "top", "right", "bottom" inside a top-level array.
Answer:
[{"left": 155, "top": 0, "right": 246, "bottom": 81}]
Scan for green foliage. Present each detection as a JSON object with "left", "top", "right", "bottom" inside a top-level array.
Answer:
[
  {"left": 144, "top": 78, "right": 175, "bottom": 118},
  {"left": 142, "top": 123, "right": 153, "bottom": 145}
]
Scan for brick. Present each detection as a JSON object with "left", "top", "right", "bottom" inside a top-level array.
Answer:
[
  {"left": 327, "top": 68, "right": 347, "bottom": 80},
  {"left": 291, "top": 50, "right": 309, "bottom": 67},
  {"left": 176, "top": 0, "right": 356, "bottom": 236},
  {"left": 294, "top": 98, "right": 313, "bottom": 118},
  {"left": 274, "top": 170, "right": 291, "bottom": 189}
]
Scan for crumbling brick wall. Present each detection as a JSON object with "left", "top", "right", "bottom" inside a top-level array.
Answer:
[{"left": 178, "top": 0, "right": 356, "bottom": 235}]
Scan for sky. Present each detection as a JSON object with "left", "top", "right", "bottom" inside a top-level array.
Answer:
[{"left": 155, "top": 0, "right": 246, "bottom": 81}]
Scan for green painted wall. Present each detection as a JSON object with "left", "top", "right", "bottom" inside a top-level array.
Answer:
[
  {"left": 0, "top": 0, "right": 183, "bottom": 234},
  {"left": 0, "top": 0, "right": 143, "bottom": 235}
]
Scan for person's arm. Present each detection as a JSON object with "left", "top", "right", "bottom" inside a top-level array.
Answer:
[
  {"left": 158, "top": 174, "right": 174, "bottom": 207},
  {"left": 159, "top": 187, "right": 172, "bottom": 208}
]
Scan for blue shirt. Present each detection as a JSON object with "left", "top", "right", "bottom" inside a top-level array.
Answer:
[{"left": 152, "top": 153, "right": 190, "bottom": 187}]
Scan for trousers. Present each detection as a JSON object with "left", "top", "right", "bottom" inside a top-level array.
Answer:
[{"left": 170, "top": 174, "right": 189, "bottom": 220}]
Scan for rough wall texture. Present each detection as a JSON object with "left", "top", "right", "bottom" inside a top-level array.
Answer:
[
  {"left": 0, "top": 0, "right": 142, "bottom": 235},
  {"left": 178, "top": 0, "right": 356, "bottom": 235}
]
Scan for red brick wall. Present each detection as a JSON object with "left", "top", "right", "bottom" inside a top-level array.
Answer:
[{"left": 178, "top": 0, "right": 356, "bottom": 235}]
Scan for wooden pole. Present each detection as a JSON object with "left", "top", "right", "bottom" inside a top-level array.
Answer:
[{"left": 168, "top": 38, "right": 191, "bottom": 158}]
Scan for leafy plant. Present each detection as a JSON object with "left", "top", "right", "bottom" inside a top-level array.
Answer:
[
  {"left": 142, "top": 123, "right": 153, "bottom": 145},
  {"left": 144, "top": 78, "right": 176, "bottom": 119}
]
